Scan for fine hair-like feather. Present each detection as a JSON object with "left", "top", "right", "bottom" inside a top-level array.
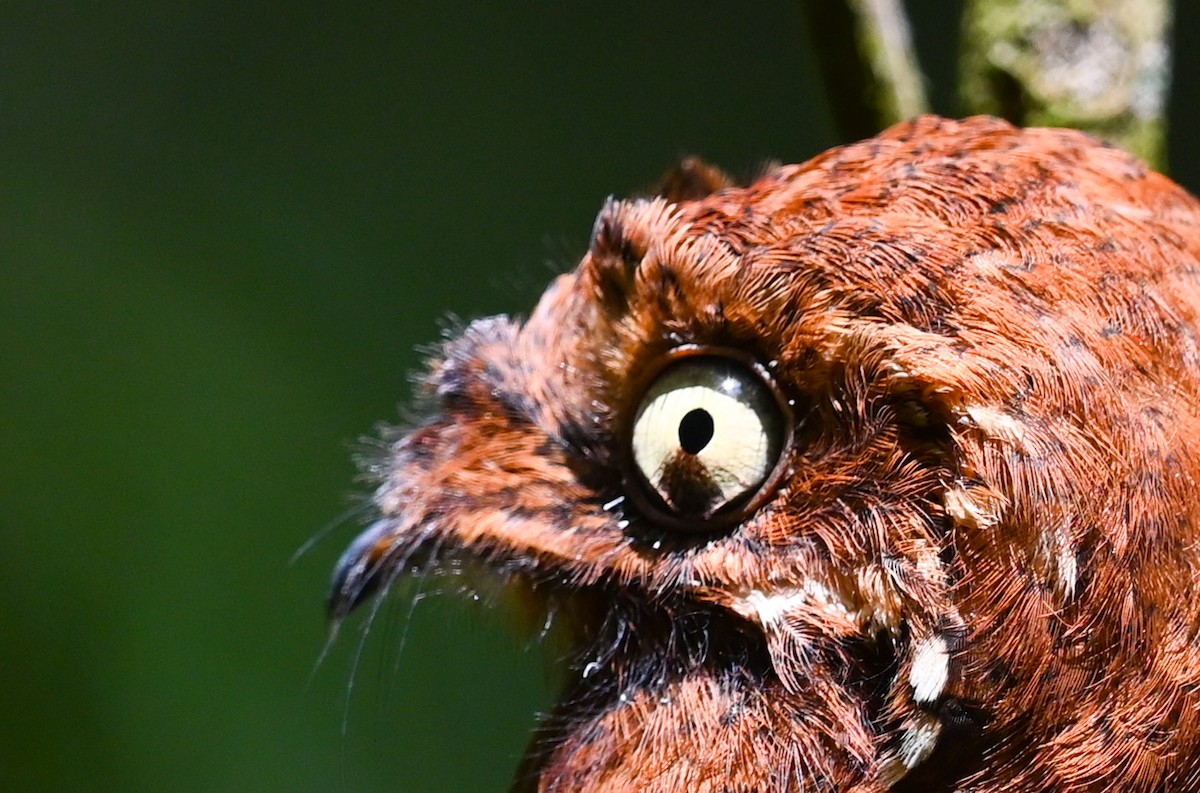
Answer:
[{"left": 330, "top": 116, "right": 1200, "bottom": 792}]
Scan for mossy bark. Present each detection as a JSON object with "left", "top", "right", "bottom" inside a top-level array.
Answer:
[{"left": 959, "top": 0, "right": 1171, "bottom": 168}]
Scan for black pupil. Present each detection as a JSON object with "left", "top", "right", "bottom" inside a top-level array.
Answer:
[{"left": 678, "top": 408, "right": 715, "bottom": 455}]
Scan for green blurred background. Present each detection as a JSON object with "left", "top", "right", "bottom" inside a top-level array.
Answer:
[{"left": 3, "top": 3, "right": 1198, "bottom": 791}]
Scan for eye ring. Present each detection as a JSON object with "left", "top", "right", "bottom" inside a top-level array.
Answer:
[{"left": 619, "top": 345, "right": 794, "bottom": 532}]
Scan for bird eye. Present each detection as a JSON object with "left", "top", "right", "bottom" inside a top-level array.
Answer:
[{"left": 628, "top": 355, "right": 788, "bottom": 527}]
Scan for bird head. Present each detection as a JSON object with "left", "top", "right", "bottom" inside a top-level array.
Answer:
[{"left": 329, "top": 115, "right": 1200, "bottom": 791}]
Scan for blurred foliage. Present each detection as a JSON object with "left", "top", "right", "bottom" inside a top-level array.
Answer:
[{"left": 2, "top": 2, "right": 1198, "bottom": 791}]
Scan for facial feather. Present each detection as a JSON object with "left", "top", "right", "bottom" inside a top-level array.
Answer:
[{"left": 330, "top": 115, "right": 1200, "bottom": 791}]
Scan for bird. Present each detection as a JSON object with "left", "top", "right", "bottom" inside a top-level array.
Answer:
[{"left": 328, "top": 115, "right": 1200, "bottom": 791}]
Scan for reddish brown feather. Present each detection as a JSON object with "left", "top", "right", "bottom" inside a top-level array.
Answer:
[{"left": 331, "top": 116, "right": 1200, "bottom": 791}]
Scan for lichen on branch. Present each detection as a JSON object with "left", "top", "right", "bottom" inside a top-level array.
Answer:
[{"left": 959, "top": 0, "right": 1171, "bottom": 167}]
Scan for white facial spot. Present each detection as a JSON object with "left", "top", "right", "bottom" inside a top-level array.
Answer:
[
  {"left": 740, "top": 587, "right": 810, "bottom": 625},
  {"left": 728, "top": 579, "right": 857, "bottom": 628},
  {"left": 898, "top": 712, "right": 942, "bottom": 770},
  {"left": 879, "top": 713, "right": 943, "bottom": 785},
  {"left": 909, "top": 635, "right": 950, "bottom": 704},
  {"left": 855, "top": 565, "right": 904, "bottom": 634},
  {"left": 943, "top": 486, "right": 1000, "bottom": 530},
  {"left": 961, "top": 404, "right": 1028, "bottom": 446},
  {"left": 1056, "top": 532, "right": 1078, "bottom": 598},
  {"left": 1038, "top": 525, "right": 1078, "bottom": 599}
]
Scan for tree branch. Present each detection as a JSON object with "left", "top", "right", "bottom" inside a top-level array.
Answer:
[{"left": 799, "top": 0, "right": 930, "bottom": 142}]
